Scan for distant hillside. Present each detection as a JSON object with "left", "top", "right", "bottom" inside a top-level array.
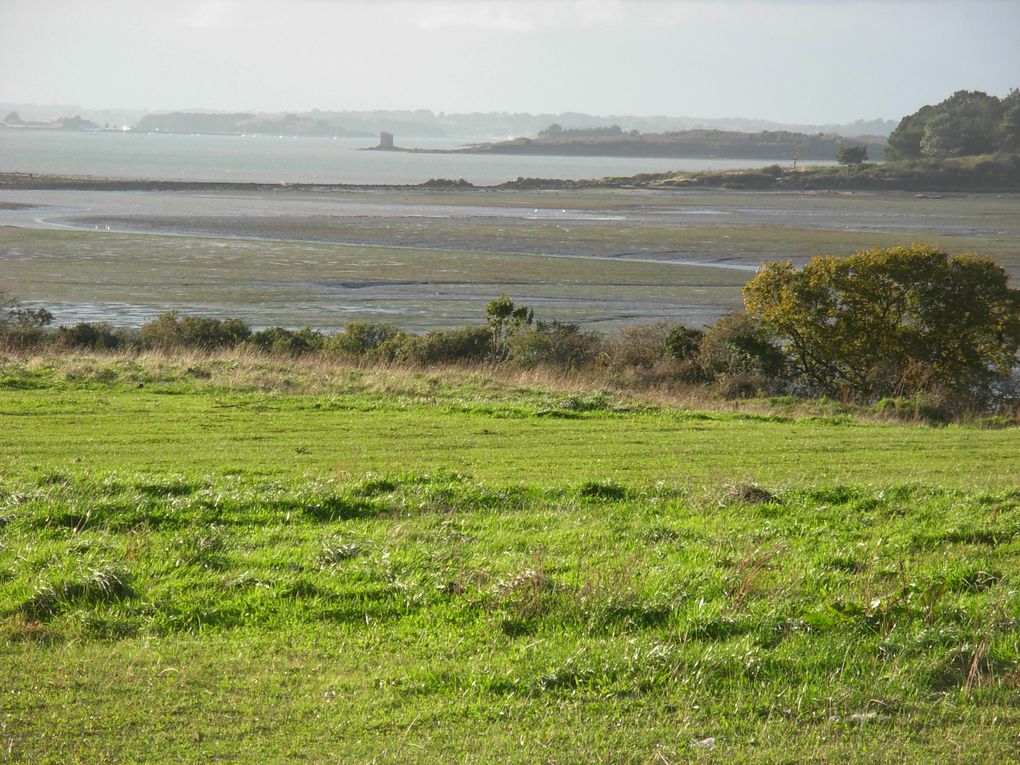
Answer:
[
  {"left": 133, "top": 112, "right": 372, "bottom": 137},
  {"left": 0, "top": 103, "right": 897, "bottom": 140},
  {"left": 461, "top": 129, "right": 887, "bottom": 162},
  {"left": 314, "top": 110, "right": 896, "bottom": 140}
]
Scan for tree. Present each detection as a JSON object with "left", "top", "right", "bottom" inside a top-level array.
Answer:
[
  {"left": 886, "top": 105, "right": 934, "bottom": 161},
  {"left": 998, "top": 89, "right": 1020, "bottom": 151},
  {"left": 919, "top": 111, "right": 968, "bottom": 159},
  {"left": 836, "top": 144, "right": 868, "bottom": 170},
  {"left": 887, "top": 90, "right": 1007, "bottom": 161},
  {"left": 486, "top": 294, "right": 533, "bottom": 360},
  {"left": 743, "top": 245, "right": 1020, "bottom": 401}
]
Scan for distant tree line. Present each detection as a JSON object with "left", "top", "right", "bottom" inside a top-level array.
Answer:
[
  {"left": 537, "top": 124, "right": 633, "bottom": 139},
  {"left": 4, "top": 245, "right": 1020, "bottom": 420},
  {"left": 887, "top": 89, "right": 1020, "bottom": 161},
  {"left": 475, "top": 128, "right": 888, "bottom": 161}
]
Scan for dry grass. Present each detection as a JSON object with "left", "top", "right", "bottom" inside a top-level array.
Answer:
[{"left": 5, "top": 347, "right": 1017, "bottom": 428}]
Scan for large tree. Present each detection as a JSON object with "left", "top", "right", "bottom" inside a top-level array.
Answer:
[
  {"left": 743, "top": 245, "right": 1020, "bottom": 400},
  {"left": 887, "top": 90, "right": 1007, "bottom": 161}
]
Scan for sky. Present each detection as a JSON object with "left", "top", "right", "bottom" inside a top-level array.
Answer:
[{"left": 1, "top": 0, "right": 1018, "bottom": 123}]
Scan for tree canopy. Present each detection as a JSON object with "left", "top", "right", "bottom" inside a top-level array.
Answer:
[
  {"left": 743, "top": 245, "right": 1020, "bottom": 400},
  {"left": 887, "top": 89, "right": 1020, "bottom": 161},
  {"left": 486, "top": 293, "right": 534, "bottom": 360},
  {"left": 836, "top": 144, "right": 868, "bottom": 168}
]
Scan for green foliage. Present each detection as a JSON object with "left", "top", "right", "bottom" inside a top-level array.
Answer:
[
  {"left": 887, "top": 90, "right": 1014, "bottom": 161},
  {"left": 486, "top": 293, "right": 533, "bottom": 360},
  {"left": 390, "top": 325, "right": 492, "bottom": 366},
  {"left": 4, "top": 272, "right": 1019, "bottom": 412},
  {"left": 999, "top": 89, "right": 1020, "bottom": 151},
  {"left": 325, "top": 321, "right": 403, "bottom": 358},
  {"left": 140, "top": 311, "right": 252, "bottom": 350},
  {"left": 699, "top": 312, "right": 785, "bottom": 379},
  {"left": 743, "top": 245, "right": 1020, "bottom": 401},
  {"left": 510, "top": 321, "right": 604, "bottom": 369},
  {"left": 836, "top": 144, "right": 868, "bottom": 168},
  {"left": 54, "top": 322, "right": 127, "bottom": 350},
  {"left": 248, "top": 326, "right": 324, "bottom": 355},
  {"left": 665, "top": 324, "right": 704, "bottom": 363},
  {"left": 693, "top": 312, "right": 786, "bottom": 398},
  {"left": 0, "top": 289, "right": 54, "bottom": 349}
]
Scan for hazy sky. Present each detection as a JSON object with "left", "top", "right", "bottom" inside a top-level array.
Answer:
[{"left": 1, "top": 0, "right": 1017, "bottom": 123}]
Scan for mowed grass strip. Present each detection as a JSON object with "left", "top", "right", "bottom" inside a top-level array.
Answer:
[
  {"left": 2, "top": 362, "right": 1019, "bottom": 762},
  {"left": 1, "top": 360, "right": 1018, "bottom": 489}
]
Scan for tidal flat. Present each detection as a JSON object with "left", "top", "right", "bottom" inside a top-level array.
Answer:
[{"left": 1, "top": 186, "right": 1018, "bottom": 330}]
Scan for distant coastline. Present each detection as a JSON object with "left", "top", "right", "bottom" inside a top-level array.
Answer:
[
  {"left": 3, "top": 151, "right": 1018, "bottom": 194},
  {"left": 366, "top": 128, "right": 888, "bottom": 162}
]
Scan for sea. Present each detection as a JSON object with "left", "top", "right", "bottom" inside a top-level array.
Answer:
[{"left": 0, "top": 130, "right": 832, "bottom": 186}]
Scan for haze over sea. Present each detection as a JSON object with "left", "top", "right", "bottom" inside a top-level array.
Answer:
[{"left": 0, "top": 131, "right": 832, "bottom": 185}]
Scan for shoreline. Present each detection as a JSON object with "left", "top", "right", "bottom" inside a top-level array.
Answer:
[{"left": 3, "top": 165, "right": 1019, "bottom": 194}]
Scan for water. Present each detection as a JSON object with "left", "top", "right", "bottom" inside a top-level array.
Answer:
[{"left": 0, "top": 130, "right": 832, "bottom": 186}]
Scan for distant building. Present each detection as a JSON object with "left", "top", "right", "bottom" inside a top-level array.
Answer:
[{"left": 378, "top": 131, "right": 394, "bottom": 149}]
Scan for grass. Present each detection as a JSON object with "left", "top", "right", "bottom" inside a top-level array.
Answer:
[
  {"left": 1, "top": 354, "right": 1019, "bottom": 762},
  {"left": 2, "top": 351, "right": 1019, "bottom": 487}
]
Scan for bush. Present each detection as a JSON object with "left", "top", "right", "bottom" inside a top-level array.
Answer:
[
  {"left": 510, "top": 321, "right": 604, "bottom": 369},
  {"left": 610, "top": 323, "right": 670, "bottom": 368},
  {"left": 390, "top": 326, "right": 492, "bottom": 366},
  {"left": 55, "top": 322, "right": 127, "bottom": 350},
  {"left": 325, "top": 322, "right": 403, "bottom": 359},
  {"left": 665, "top": 325, "right": 704, "bottom": 363},
  {"left": 248, "top": 326, "right": 324, "bottom": 355},
  {"left": 699, "top": 312, "right": 785, "bottom": 380},
  {"left": 0, "top": 298, "right": 54, "bottom": 350},
  {"left": 715, "top": 371, "right": 771, "bottom": 399},
  {"left": 140, "top": 312, "right": 251, "bottom": 350}
]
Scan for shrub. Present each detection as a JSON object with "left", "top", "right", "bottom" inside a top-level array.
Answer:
[
  {"left": 0, "top": 292, "right": 53, "bottom": 349},
  {"left": 699, "top": 312, "right": 785, "bottom": 380},
  {"left": 665, "top": 324, "right": 704, "bottom": 363},
  {"left": 325, "top": 321, "right": 403, "bottom": 358},
  {"left": 140, "top": 311, "right": 251, "bottom": 350},
  {"left": 510, "top": 321, "right": 603, "bottom": 369},
  {"left": 391, "top": 326, "right": 492, "bottom": 366},
  {"left": 55, "top": 322, "right": 126, "bottom": 350},
  {"left": 248, "top": 326, "right": 324, "bottom": 355},
  {"left": 610, "top": 323, "right": 670, "bottom": 368}
]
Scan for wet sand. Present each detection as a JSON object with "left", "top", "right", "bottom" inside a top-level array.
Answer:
[{"left": 1, "top": 186, "right": 1017, "bottom": 330}]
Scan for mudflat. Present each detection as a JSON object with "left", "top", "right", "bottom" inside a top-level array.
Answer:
[{"left": 2, "top": 185, "right": 1017, "bottom": 329}]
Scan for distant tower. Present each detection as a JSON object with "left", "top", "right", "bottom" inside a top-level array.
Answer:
[{"left": 379, "top": 131, "right": 394, "bottom": 150}]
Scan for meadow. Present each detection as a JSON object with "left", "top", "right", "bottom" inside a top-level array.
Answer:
[{"left": 2, "top": 353, "right": 1019, "bottom": 763}]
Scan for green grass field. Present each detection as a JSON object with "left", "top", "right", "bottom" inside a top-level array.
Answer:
[{"left": 2, "top": 354, "right": 1019, "bottom": 762}]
